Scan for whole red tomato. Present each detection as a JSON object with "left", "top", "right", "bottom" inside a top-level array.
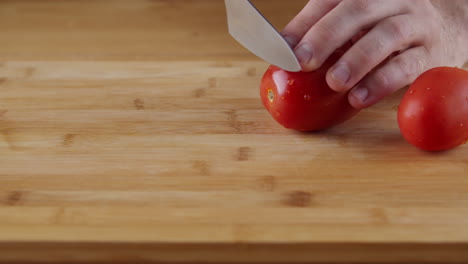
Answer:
[
  {"left": 259, "top": 49, "right": 359, "bottom": 132},
  {"left": 398, "top": 67, "right": 468, "bottom": 151}
]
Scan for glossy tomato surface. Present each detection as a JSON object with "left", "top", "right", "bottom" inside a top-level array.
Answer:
[
  {"left": 260, "top": 50, "right": 359, "bottom": 132},
  {"left": 398, "top": 67, "right": 468, "bottom": 151}
]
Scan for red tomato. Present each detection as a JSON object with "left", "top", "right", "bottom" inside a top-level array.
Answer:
[
  {"left": 398, "top": 67, "right": 468, "bottom": 151},
  {"left": 259, "top": 48, "right": 359, "bottom": 132}
]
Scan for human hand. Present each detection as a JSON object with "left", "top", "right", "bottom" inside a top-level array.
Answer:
[{"left": 281, "top": 0, "right": 468, "bottom": 109}]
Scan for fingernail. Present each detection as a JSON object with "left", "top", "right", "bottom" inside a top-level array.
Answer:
[
  {"left": 351, "top": 86, "right": 369, "bottom": 103},
  {"left": 283, "top": 35, "right": 296, "bottom": 47},
  {"left": 330, "top": 64, "right": 350, "bottom": 86},
  {"left": 294, "top": 44, "right": 313, "bottom": 65}
]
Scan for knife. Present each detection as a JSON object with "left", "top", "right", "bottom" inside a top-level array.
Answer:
[{"left": 224, "top": 0, "right": 301, "bottom": 72}]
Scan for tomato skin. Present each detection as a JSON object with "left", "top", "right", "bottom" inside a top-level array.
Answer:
[
  {"left": 259, "top": 49, "right": 359, "bottom": 132},
  {"left": 398, "top": 67, "right": 468, "bottom": 151}
]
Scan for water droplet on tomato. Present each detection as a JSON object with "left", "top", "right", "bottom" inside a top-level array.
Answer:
[
  {"left": 426, "top": 87, "right": 432, "bottom": 91},
  {"left": 460, "top": 123, "right": 465, "bottom": 128},
  {"left": 267, "top": 89, "right": 274, "bottom": 102},
  {"left": 304, "top": 94, "right": 311, "bottom": 101},
  {"left": 409, "top": 90, "right": 415, "bottom": 94}
]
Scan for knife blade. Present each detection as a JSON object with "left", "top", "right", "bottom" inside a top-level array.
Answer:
[{"left": 224, "top": 0, "right": 301, "bottom": 72}]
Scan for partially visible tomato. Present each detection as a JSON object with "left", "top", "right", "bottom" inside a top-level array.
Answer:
[
  {"left": 398, "top": 67, "right": 468, "bottom": 151},
  {"left": 259, "top": 47, "right": 359, "bottom": 132}
]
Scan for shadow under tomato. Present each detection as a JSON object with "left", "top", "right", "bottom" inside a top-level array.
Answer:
[
  {"left": 288, "top": 116, "right": 411, "bottom": 155},
  {"left": 297, "top": 121, "right": 467, "bottom": 157}
]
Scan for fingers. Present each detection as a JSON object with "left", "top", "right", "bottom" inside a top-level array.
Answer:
[
  {"left": 326, "top": 15, "right": 423, "bottom": 92},
  {"left": 348, "top": 46, "right": 430, "bottom": 109},
  {"left": 281, "top": 0, "right": 342, "bottom": 48},
  {"left": 294, "top": 0, "right": 409, "bottom": 71}
]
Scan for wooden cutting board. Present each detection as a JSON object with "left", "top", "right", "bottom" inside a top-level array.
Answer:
[{"left": 0, "top": 0, "right": 467, "bottom": 263}]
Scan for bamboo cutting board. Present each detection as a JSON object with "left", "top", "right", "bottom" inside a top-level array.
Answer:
[{"left": 0, "top": 0, "right": 467, "bottom": 263}]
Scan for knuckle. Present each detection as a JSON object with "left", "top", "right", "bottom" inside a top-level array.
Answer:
[
  {"left": 348, "top": 0, "right": 372, "bottom": 13},
  {"left": 314, "top": 22, "right": 337, "bottom": 43},
  {"left": 371, "top": 69, "right": 391, "bottom": 92},
  {"left": 393, "top": 56, "right": 413, "bottom": 81},
  {"left": 393, "top": 54, "right": 424, "bottom": 82},
  {"left": 410, "top": 0, "right": 434, "bottom": 12},
  {"left": 352, "top": 44, "right": 375, "bottom": 68},
  {"left": 298, "top": 20, "right": 315, "bottom": 34},
  {"left": 383, "top": 18, "right": 410, "bottom": 41}
]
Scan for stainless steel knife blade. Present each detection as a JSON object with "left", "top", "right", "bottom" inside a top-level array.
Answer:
[{"left": 225, "top": 0, "right": 301, "bottom": 72}]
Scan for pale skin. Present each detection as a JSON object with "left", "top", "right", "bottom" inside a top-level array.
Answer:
[{"left": 281, "top": 0, "right": 468, "bottom": 109}]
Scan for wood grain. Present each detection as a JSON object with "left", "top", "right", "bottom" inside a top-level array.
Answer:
[{"left": 0, "top": 0, "right": 467, "bottom": 263}]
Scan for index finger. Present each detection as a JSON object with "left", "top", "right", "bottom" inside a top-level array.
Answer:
[{"left": 281, "top": 0, "right": 343, "bottom": 48}]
